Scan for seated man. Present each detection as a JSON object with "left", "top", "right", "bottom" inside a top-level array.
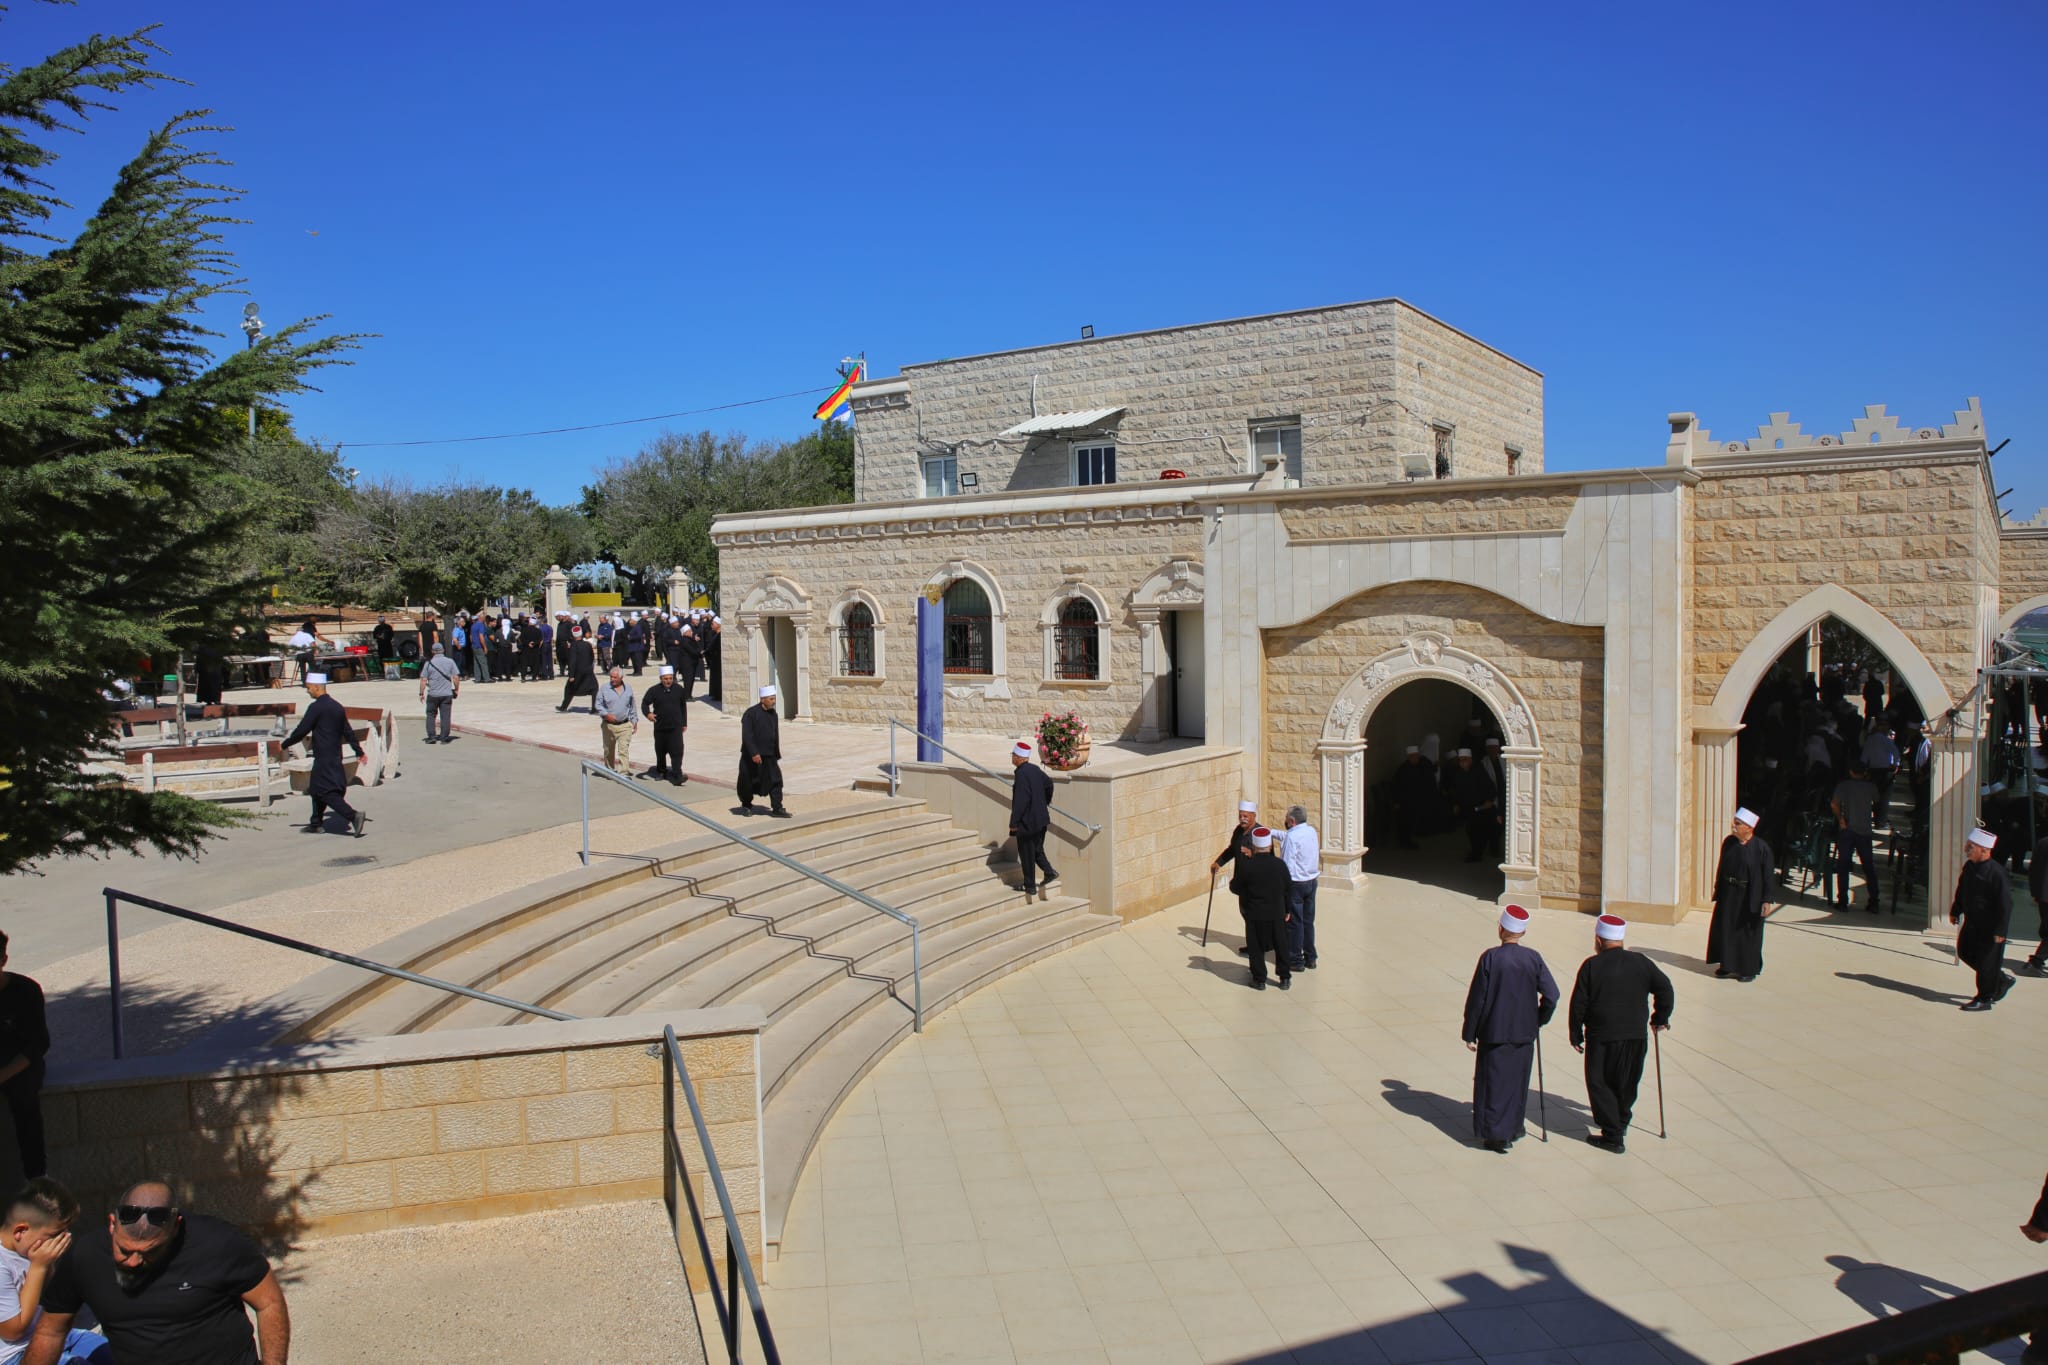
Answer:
[{"left": 25, "top": 1180, "right": 287, "bottom": 1365}]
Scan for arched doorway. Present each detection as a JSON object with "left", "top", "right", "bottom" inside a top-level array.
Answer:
[
  {"left": 1362, "top": 679, "right": 1510, "bottom": 900},
  {"left": 1318, "top": 631, "right": 1542, "bottom": 906},
  {"left": 1696, "top": 587, "right": 1957, "bottom": 928}
]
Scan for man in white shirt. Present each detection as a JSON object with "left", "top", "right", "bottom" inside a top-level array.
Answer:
[{"left": 1281, "top": 805, "right": 1322, "bottom": 971}]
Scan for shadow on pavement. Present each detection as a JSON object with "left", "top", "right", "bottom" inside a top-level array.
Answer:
[
  {"left": 1834, "top": 971, "right": 1969, "bottom": 1007},
  {"left": 1229, "top": 1243, "right": 1709, "bottom": 1364},
  {"left": 1825, "top": 1254, "right": 1970, "bottom": 1318}
]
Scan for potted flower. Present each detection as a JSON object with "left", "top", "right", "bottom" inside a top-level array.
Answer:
[{"left": 1039, "top": 710, "right": 1090, "bottom": 771}]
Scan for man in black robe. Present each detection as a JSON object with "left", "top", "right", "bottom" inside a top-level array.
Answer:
[
  {"left": 1446, "top": 749, "right": 1500, "bottom": 864},
  {"left": 677, "top": 625, "right": 704, "bottom": 702},
  {"left": 282, "top": 674, "right": 367, "bottom": 836},
  {"left": 1008, "top": 740, "right": 1057, "bottom": 900},
  {"left": 1391, "top": 747, "right": 1436, "bottom": 849},
  {"left": 1461, "top": 904, "right": 1559, "bottom": 1152},
  {"left": 371, "top": 616, "right": 395, "bottom": 666},
  {"left": 704, "top": 614, "right": 723, "bottom": 706},
  {"left": 2024, "top": 831, "right": 2048, "bottom": 976},
  {"left": 2022, "top": 1173, "right": 2048, "bottom": 1363},
  {"left": 639, "top": 664, "right": 687, "bottom": 785},
  {"left": 1569, "top": 914, "right": 1674, "bottom": 1154},
  {"left": 1209, "top": 800, "right": 1259, "bottom": 955},
  {"left": 1235, "top": 827, "right": 1292, "bottom": 990},
  {"left": 1706, "top": 806, "right": 1773, "bottom": 981},
  {"left": 557, "top": 629, "right": 598, "bottom": 713},
  {"left": 1952, "top": 827, "right": 2014, "bottom": 1011},
  {"left": 737, "top": 684, "right": 788, "bottom": 817}
]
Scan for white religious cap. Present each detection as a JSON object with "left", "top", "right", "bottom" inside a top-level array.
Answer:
[
  {"left": 1499, "top": 904, "right": 1531, "bottom": 933},
  {"left": 1595, "top": 914, "right": 1627, "bottom": 941},
  {"left": 1238, "top": 800, "right": 1257, "bottom": 813},
  {"left": 1456, "top": 748, "right": 1472, "bottom": 758},
  {"left": 1250, "top": 826, "right": 1274, "bottom": 849},
  {"left": 1967, "top": 827, "right": 1997, "bottom": 850},
  {"left": 713, "top": 615, "right": 722, "bottom": 624},
  {"left": 1486, "top": 737, "right": 1501, "bottom": 747},
  {"left": 1733, "top": 807, "right": 1760, "bottom": 828},
  {"left": 1012, "top": 741, "right": 1032, "bottom": 758},
  {"left": 658, "top": 664, "right": 675, "bottom": 676},
  {"left": 682, "top": 626, "right": 693, "bottom": 635},
  {"left": 1406, "top": 745, "right": 1419, "bottom": 754},
  {"left": 305, "top": 672, "right": 328, "bottom": 685},
  {"left": 760, "top": 684, "right": 777, "bottom": 699}
]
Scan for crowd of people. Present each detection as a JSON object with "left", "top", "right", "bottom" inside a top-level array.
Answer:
[
  {"left": 1375, "top": 716, "right": 1510, "bottom": 865},
  {"left": 366, "top": 606, "right": 723, "bottom": 701}
]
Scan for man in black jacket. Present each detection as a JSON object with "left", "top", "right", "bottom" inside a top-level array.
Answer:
[
  {"left": 639, "top": 665, "right": 687, "bottom": 785},
  {"left": 738, "top": 684, "right": 788, "bottom": 817},
  {"left": 557, "top": 629, "right": 598, "bottom": 713},
  {"left": 1210, "top": 800, "right": 1259, "bottom": 955},
  {"left": 1008, "top": 741, "right": 1058, "bottom": 901},
  {"left": 282, "top": 674, "right": 367, "bottom": 837},
  {"left": 1235, "top": 827, "right": 1292, "bottom": 991},
  {"left": 1568, "top": 914, "right": 1674, "bottom": 1155},
  {"left": 1952, "top": 827, "right": 2014, "bottom": 1011}
]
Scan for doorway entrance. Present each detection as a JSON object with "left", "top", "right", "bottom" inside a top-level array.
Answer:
[
  {"left": 765, "top": 617, "right": 801, "bottom": 718},
  {"left": 1362, "top": 678, "right": 1507, "bottom": 900},
  {"left": 1166, "top": 608, "right": 1205, "bottom": 739}
]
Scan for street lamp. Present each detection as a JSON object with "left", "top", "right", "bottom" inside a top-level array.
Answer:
[{"left": 240, "top": 300, "right": 263, "bottom": 440}]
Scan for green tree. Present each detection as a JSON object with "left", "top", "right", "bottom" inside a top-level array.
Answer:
[
  {"left": 0, "top": 25, "right": 356, "bottom": 874},
  {"left": 313, "top": 478, "right": 560, "bottom": 613}
]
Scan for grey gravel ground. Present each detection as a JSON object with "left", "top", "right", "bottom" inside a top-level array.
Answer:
[{"left": 282, "top": 1199, "right": 709, "bottom": 1365}]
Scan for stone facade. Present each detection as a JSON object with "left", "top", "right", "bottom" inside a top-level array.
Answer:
[
  {"left": 1262, "top": 583, "right": 1605, "bottom": 905},
  {"left": 2000, "top": 528, "right": 2048, "bottom": 627},
  {"left": 849, "top": 299, "right": 1541, "bottom": 501}
]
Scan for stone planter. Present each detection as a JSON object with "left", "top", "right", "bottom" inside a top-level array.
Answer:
[{"left": 1048, "top": 733, "right": 1091, "bottom": 771}]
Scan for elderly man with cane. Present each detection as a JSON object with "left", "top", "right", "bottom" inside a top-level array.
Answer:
[
  {"left": 1568, "top": 913, "right": 1675, "bottom": 1154},
  {"left": 1461, "top": 904, "right": 1559, "bottom": 1153}
]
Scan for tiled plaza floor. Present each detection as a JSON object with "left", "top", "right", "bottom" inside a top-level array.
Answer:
[{"left": 760, "top": 869, "right": 2047, "bottom": 1364}]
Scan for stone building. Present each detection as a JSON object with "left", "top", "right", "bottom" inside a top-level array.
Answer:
[{"left": 712, "top": 298, "right": 2032, "bottom": 927}]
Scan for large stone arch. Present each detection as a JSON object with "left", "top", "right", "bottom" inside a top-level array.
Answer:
[
  {"left": 1997, "top": 593, "right": 2048, "bottom": 637},
  {"left": 1701, "top": 583, "right": 1955, "bottom": 728},
  {"left": 1317, "top": 630, "right": 1543, "bottom": 904}
]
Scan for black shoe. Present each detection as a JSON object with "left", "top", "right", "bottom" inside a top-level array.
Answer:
[
  {"left": 1021, "top": 885, "right": 1036, "bottom": 899},
  {"left": 1588, "top": 1132, "right": 1625, "bottom": 1153},
  {"left": 555, "top": 705, "right": 569, "bottom": 712},
  {"left": 1714, "top": 969, "right": 1732, "bottom": 978},
  {"left": 736, "top": 805, "right": 755, "bottom": 817},
  {"left": 1737, "top": 975, "right": 1756, "bottom": 983},
  {"left": 770, "top": 807, "right": 792, "bottom": 819},
  {"left": 1238, "top": 945, "right": 1252, "bottom": 956},
  {"left": 2023, "top": 961, "right": 2048, "bottom": 977},
  {"left": 301, "top": 822, "right": 323, "bottom": 834},
  {"left": 1482, "top": 1139, "right": 1509, "bottom": 1154},
  {"left": 1304, "top": 959, "right": 1317, "bottom": 970},
  {"left": 1961, "top": 999, "right": 1992, "bottom": 1012},
  {"left": 351, "top": 809, "right": 367, "bottom": 838},
  {"left": 1251, "top": 978, "right": 1267, "bottom": 991},
  {"left": 1995, "top": 972, "right": 2016, "bottom": 1002},
  {"left": 1278, "top": 978, "right": 1291, "bottom": 990},
  {"left": 1043, "top": 867, "right": 1059, "bottom": 884}
]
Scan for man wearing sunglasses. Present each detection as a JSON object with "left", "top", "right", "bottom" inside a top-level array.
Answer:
[{"left": 24, "top": 1181, "right": 288, "bottom": 1365}]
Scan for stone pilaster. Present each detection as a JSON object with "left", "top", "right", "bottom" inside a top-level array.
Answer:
[
  {"left": 1925, "top": 727, "right": 1979, "bottom": 932},
  {"left": 1501, "top": 747, "right": 1541, "bottom": 905},
  {"left": 1317, "top": 738, "right": 1366, "bottom": 889},
  {"left": 542, "top": 564, "right": 569, "bottom": 620},
  {"left": 1689, "top": 724, "right": 1743, "bottom": 914}
]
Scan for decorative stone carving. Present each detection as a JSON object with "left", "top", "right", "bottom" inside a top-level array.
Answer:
[
  {"left": 1703, "top": 399, "right": 1984, "bottom": 461},
  {"left": 1329, "top": 699, "right": 1356, "bottom": 735},
  {"left": 1407, "top": 632, "right": 1445, "bottom": 667},
  {"left": 758, "top": 589, "right": 794, "bottom": 611},
  {"left": 1159, "top": 585, "right": 1203, "bottom": 604},
  {"left": 1360, "top": 662, "right": 1390, "bottom": 694}
]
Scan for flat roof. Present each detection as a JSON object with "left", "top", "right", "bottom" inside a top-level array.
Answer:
[{"left": 877, "top": 297, "right": 1542, "bottom": 380}]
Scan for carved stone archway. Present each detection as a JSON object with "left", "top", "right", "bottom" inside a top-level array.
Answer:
[
  {"left": 1317, "top": 631, "right": 1542, "bottom": 903},
  {"left": 1130, "top": 558, "right": 1204, "bottom": 741},
  {"left": 737, "top": 574, "right": 814, "bottom": 719}
]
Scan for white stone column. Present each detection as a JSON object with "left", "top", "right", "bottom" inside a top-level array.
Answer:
[
  {"left": 542, "top": 564, "right": 569, "bottom": 620},
  {"left": 791, "top": 618, "right": 813, "bottom": 721},
  {"left": 667, "top": 565, "right": 690, "bottom": 612},
  {"left": 1317, "top": 738, "right": 1367, "bottom": 889},
  {"left": 1925, "top": 727, "right": 1979, "bottom": 932},
  {"left": 1690, "top": 725, "right": 1742, "bottom": 914},
  {"left": 1133, "top": 612, "right": 1168, "bottom": 742},
  {"left": 736, "top": 617, "right": 762, "bottom": 704},
  {"left": 1501, "top": 747, "right": 1541, "bottom": 906}
]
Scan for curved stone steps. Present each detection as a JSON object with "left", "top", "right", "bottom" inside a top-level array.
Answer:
[
  {"left": 436, "top": 841, "right": 1000, "bottom": 1031},
  {"left": 759, "top": 907, "right": 1119, "bottom": 1250},
  {"left": 344, "top": 816, "right": 971, "bottom": 1037}
]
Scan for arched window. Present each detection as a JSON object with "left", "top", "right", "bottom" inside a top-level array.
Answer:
[
  {"left": 944, "top": 579, "right": 992, "bottom": 674},
  {"left": 842, "top": 603, "right": 875, "bottom": 677},
  {"left": 1055, "top": 598, "right": 1100, "bottom": 680}
]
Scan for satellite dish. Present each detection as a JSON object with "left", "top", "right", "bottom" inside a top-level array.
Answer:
[{"left": 243, "top": 301, "right": 260, "bottom": 319}]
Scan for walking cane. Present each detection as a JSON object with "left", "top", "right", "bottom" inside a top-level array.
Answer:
[
  {"left": 1652, "top": 1026, "right": 1667, "bottom": 1139},
  {"left": 1534, "top": 1029, "right": 1548, "bottom": 1142},
  {"left": 1200, "top": 868, "right": 1218, "bottom": 948}
]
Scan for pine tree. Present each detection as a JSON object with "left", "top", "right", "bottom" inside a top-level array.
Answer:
[{"left": 0, "top": 25, "right": 356, "bottom": 873}]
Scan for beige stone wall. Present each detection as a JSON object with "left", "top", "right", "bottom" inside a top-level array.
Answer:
[
  {"left": 852, "top": 300, "right": 1541, "bottom": 501},
  {"left": 2001, "top": 530, "right": 2048, "bottom": 611},
  {"left": 1262, "top": 582, "right": 1604, "bottom": 902},
  {"left": 722, "top": 507, "right": 1206, "bottom": 739},
  {"left": 44, "top": 1015, "right": 763, "bottom": 1281},
  {"left": 1277, "top": 484, "right": 1577, "bottom": 542},
  {"left": 1100, "top": 749, "right": 1247, "bottom": 919},
  {"left": 1690, "top": 454, "right": 1994, "bottom": 710}
]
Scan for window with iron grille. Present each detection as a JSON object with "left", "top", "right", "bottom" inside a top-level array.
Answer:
[
  {"left": 1055, "top": 598, "right": 1100, "bottom": 680},
  {"left": 841, "top": 603, "right": 874, "bottom": 676},
  {"left": 1433, "top": 424, "right": 1454, "bottom": 479},
  {"left": 943, "top": 579, "right": 992, "bottom": 674}
]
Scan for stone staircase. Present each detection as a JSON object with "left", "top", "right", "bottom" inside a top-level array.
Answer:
[{"left": 281, "top": 793, "right": 1116, "bottom": 1253}]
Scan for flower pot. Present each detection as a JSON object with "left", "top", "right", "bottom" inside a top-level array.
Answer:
[{"left": 1050, "top": 733, "right": 1091, "bottom": 771}]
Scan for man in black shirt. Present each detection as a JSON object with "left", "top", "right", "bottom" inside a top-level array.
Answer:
[
  {"left": 26, "top": 1180, "right": 289, "bottom": 1365},
  {"left": 737, "top": 685, "right": 788, "bottom": 817},
  {"left": 1568, "top": 914, "right": 1674, "bottom": 1155},
  {"left": 1008, "top": 741, "right": 1058, "bottom": 901},
  {"left": 1951, "top": 827, "right": 2014, "bottom": 1012},
  {"left": 0, "top": 932, "right": 50, "bottom": 1178},
  {"left": 638, "top": 665, "right": 688, "bottom": 785},
  {"left": 1235, "top": 827, "right": 1293, "bottom": 991}
]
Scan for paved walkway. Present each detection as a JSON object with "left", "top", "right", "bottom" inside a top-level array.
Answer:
[{"left": 760, "top": 871, "right": 2047, "bottom": 1364}]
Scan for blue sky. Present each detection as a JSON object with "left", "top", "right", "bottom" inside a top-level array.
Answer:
[{"left": 14, "top": 1, "right": 2047, "bottom": 515}]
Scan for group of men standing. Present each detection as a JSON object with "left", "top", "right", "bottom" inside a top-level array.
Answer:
[
  {"left": 368, "top": 606, "right": 722, "bottom": 703},
  {"left": 1384, "top": 719, "right": 1508, "bottom": 864},
  {"left": 1208, "top": 798, "right": 1322, "bottom": 989}
]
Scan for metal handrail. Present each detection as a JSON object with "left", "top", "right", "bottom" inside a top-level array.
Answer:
[
  {"left": 659, "top": 1025, "right": 781, "bottom": 1364},
  {"left": 100, "top": 888, "right": 572, "bottom": 1059},
  {"left": 886, "top": 718, "right": 1101, "bottom": 834},
  {"left": 578, "top": 762, "right": 922, "bottom": 1030}
]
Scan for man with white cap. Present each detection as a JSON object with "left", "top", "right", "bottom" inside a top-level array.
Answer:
[
  {"left": 1446, "top": 749, "right": 1499, "bottom": 864},
  {"left": 1706, "top": 807, "right": 1773, "bottom": 981},
  {"left": 1210, "top": 800, "right": 1260, "bottom": 952},
  {"left": 1461, "top": 904, "right": 1559, "bottom": 1152},
  {"left": 704, "top": 613, "right": 724, "bottom": 706},
  {"left": 1568, "top": 913, "right": 1674, "bottom": 1153},
  {"left": 281, "top": 674, "right": 368, "bottom": 837},
  {"left": 638, "top": 664, "right": 687, "bottom": 785},
  {"left": 1392, "top": 746, "right": 1436, "bottom": 849},
  {"left": 1008, "top": 741, "right": 1058, "bottom": 900},
  {"left": 1235, "top": 827, "right": 1293, "bottom": 990},
  {"left": 737, "top": 685, "right": 788, "bottom": 817},
  {"left": 1950, "top": 827, "right": 2014, "bottom": 1011}
]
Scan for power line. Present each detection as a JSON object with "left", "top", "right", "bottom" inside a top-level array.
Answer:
[{"left": 338, "top": 384, "right": 839, "bottom": 450}]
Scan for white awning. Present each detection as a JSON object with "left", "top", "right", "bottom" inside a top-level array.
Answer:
[{"left": 1001, "top": 407, "right": 1125, "bottom": 437}]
